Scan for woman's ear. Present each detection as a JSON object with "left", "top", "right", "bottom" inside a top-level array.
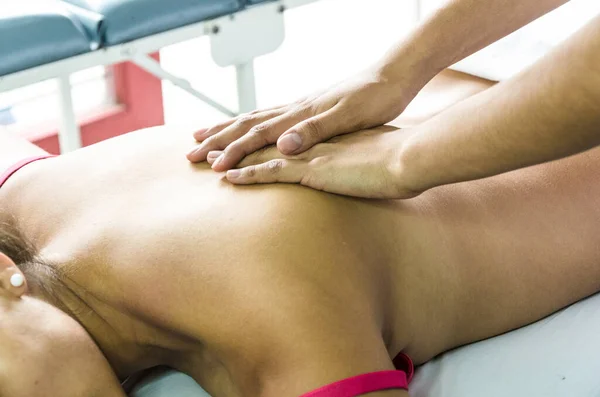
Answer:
[{"left": 0, "top": 252, "right": 27, "bottom": 297}]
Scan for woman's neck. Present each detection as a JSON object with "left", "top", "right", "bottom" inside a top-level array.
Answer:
[
  {"left": 50, "top": 277, "right": 174, "bottom": 380},
  {"left": 0, "top": 167, "right": 181, "bottom": 381}
]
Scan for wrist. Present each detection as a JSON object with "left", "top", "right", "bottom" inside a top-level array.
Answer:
[
  {"left": 393, "top": 132, "right": 437, "bottom": 197},
  {"left": 374, "top": 38, "right": 448, "bottom": 95}
]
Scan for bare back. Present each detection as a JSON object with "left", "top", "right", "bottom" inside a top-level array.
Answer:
[{"left": 3, "top": 125, "right": 600, "bottom": 396}]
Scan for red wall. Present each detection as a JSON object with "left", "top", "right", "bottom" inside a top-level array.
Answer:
[{"left": 34, "top": 53, "right": 164, "bottom": 154}]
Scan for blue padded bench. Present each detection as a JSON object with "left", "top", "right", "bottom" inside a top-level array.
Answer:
[
  {"left": 0, "top": 0, "right": 315, "bottom": 152},
  {"left": 0, "top": 0, "right": 289, "bottom": 78},
  {"left": 63, "top": 0, "right": 242, "bottom": 46},
  {"left": 0, "top": 2, "right": 93, "bottom": 77}
]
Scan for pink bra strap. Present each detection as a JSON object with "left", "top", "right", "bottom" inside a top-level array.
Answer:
[
  {"left": 0, "top": 155, "right": 55, "bottom": 189},
  {"left": 300, "top": 370, "right": 408, "bottom": 397}
]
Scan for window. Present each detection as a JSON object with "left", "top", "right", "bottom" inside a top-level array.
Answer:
[
  {"left": 0, "top": 55, "right": 164, "bottom": 154},
  {"left": 0, "top": 66, "right": 115, "bottom": 133}
]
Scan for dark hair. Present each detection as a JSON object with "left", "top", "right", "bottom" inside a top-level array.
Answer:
[
  {"left": 0, "top": 218, "right": 61, "bottom": 298},
  {"left": 0, "top": 220, "right": 37, "bottom": 267}
]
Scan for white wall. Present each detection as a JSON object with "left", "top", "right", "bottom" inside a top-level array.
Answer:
[
  {"left": 160, "top": 0, "right": 600, "bottom": 126},
  {"left": 160, "top": 0, "right": 418, "bottom": 127}
]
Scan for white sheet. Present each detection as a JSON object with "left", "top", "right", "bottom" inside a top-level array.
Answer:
[
  {"left": 411, "top": 293, "right": 600, "bottom": 397},
  {"left": 130, "top": 369, "right": 210, "bottom": 397}
]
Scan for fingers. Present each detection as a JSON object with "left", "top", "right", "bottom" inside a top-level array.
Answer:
[
  {"left": 193, "top": 119, "right": 236, "bottom": 142},
  {"left": 277, "top": 106, "right": 351, "bottom": 155},
  {"left": 206, "top": 151, "right": 223, "bottom": 165},
  {"left": 207, "top": 144, "right": 301, "bottom": 169},
  {"left": 210, "top": 112, "right": 307, "bottom": 172},
  {"left": 193, "top": 104, "right": 288, "bottom": 142},
  {"left": 187, "top": 109, "right": 286, "bottom": 163},
  {"left": 225, "top": 159, "right": 306, "bottom": 185}
]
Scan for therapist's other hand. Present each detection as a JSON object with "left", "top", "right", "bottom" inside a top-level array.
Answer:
[
  {"left": 187, "top": 69, "right": 418, "bottom": 171},
  {"left": 206, "top": 126, "right": 422, "bottom": 199}
]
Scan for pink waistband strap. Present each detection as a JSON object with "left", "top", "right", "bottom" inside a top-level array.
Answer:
[
  {"left": 393, "top": 352, "right": 414, "bottom": 383},
  {"left": 0, "top": 155, "right": 55, "bottom": 189},
  {"left": 300, "top": 370, "right": 408, "bottom": 397}
]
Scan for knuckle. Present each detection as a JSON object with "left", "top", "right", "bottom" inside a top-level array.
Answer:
[
  {"left": 236, "top": 114, "right": 255, "bottom": 127},
  {"left": 292, "top": 104, "right": 312, "bottom": 117},
  {"left": 300, "top": 172, "right": 325, "bottom": 191},
  {"left": 245, "top": 166, "right": 257, "bottom": 178},
  {"left": 308, "top": 156, "right": 330, "bottom": 168},
  {"left": 304, "top": 101, "right": 324, "bottom": 115},
  {"left": 248, "top": 123, "right": 269, "bottom": 136},
  {"left": 302, "top": 118, "right": 326, "bottom": 141},
  {"left": 265, "top": 159, "right": 286, "bottom": 175}
]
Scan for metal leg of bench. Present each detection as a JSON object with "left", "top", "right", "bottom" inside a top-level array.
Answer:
[
  {"left": 57, "top": 74, "right": 82, "bottom": 153},
  {"left": 414, "top": 0, "right": 423, "bottom": 22},
  {"left": 235, "top": 60, "right": 257, "bottom": 114},
  {"left": 132, "top": 54, "right": 237, "bottom": 118}
]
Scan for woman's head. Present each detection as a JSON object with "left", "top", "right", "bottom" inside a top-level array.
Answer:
[{"left": 0, "top": 222, "right": 125, "bottom": 397}]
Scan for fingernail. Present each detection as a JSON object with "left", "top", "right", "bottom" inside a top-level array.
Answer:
[
  {"left": 211, "top": 155, "right": 223, "bottom": 169},
  {"left": 194, "top": 129, "right": 208, "bottom": 139},
  {"left": 207, "top": 151, "right": 222, "bottom": 162},
  {"left": 279, "top": 133, "right": 302, "bottom": 154},
  {"left": 227, "top": 170, "right": 241, "bottom": 179},
  {"left": 187, "top": 147, "right": 201, "bottom": 157}
]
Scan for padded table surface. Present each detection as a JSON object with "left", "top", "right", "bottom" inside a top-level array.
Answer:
[
  {"left": 0, "top": 1, "right": 92, "bottom": 77},
  {"left": 62, "top": 0, "right": 243, "bottom": 45},
  {"left": 245, "top": 0, "right": 278, "bottom": 4},
  {"left": 412, "top": 292, "right": 600, "bottom": 396},
  {"left": 0, "top": 0, "right": 258, "bottom": 77}
]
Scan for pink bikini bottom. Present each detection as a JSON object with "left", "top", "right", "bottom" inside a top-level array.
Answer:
[{"left": 300, "top": 352, "right": 414, "bottom": 397}]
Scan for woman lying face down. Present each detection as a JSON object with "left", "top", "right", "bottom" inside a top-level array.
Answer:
[
  {"left": 0, "top": 120, "right": 599, "bottom": 396},
  {"left": 0, "top": 229, "right": 126, "bottom": 397}
]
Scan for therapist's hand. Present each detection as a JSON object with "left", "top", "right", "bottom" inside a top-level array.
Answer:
[
  {"left": 206, "top": 126, "right": 423, "bottom": 199},
  {"left": 187, "top": 68, "right": 420, "bottom": 171}
]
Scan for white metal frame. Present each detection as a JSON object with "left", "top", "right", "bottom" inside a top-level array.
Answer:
[{"left": 0, "top": 0, "right": 317, "bottom": 153}]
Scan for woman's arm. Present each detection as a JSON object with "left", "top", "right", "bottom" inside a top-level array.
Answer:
[
  {"left": 379, "top": 0, "right": 568, "bottom": 83},
  {"left": 189, "top": 0, "right": 567, "bottom": 169},
  {"left": 399, "top": 12, "right": 600, "bottom": 193}
]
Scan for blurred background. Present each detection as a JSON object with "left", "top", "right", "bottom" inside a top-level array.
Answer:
[{"left": 1, "top": 0, "right": 599, "bottom": 146}]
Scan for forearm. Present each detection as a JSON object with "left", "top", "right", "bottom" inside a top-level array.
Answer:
[
  {"left": 400, "top": 14, "right": 600, "bottom": 192},
  {"left": 377, "top": 0, "right": 568, "bottom": 89}
]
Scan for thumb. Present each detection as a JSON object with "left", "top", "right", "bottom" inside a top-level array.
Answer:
[{"left": 277, "top": 108, "right": 350, "bottom": 155}]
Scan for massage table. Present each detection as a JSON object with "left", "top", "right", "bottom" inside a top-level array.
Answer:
[{"left": 0, "top": 0, "right": 319, "bottom": 152}]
